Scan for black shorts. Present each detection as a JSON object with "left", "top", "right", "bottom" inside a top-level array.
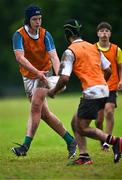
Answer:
[
  {"left": 77, "top": 97, "right": 107, "bottom": 120},
  {"left": 106, "top": 91, "right": 117, "bottom": 107}
]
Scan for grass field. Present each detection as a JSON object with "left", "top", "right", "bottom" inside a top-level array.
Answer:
[{"left": 0, "top": 93, "right": 122, "bottom": 180}]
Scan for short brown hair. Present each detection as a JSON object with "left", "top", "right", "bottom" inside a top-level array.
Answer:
[{"left": 96, "top": 22, "right": 112, "bottom": 32}]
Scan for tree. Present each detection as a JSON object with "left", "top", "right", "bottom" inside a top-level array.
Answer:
[{"left": 0, "top": 0, "right": 122, "bottom": 95}]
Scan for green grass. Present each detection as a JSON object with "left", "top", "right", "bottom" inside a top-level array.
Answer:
[{"left": 0, "top": 93, "right": 122, "bottom": 180}]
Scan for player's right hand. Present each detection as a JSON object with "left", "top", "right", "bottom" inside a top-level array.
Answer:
[{"left": 37, "top": 71, "right": 49, "bottom": 86}]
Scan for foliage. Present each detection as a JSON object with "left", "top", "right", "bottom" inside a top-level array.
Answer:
[{"left": 0, "top": 0, "right": 122, "bottom": 94}]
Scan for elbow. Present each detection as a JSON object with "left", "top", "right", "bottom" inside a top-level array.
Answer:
[
  {"left": 15, "top": 54, "right": 23, "bottom": 64},
  {"left": 16, "top": 56, "right": 21, "bottom": 63}
]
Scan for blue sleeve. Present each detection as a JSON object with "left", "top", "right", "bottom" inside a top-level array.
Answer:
[
  {"left": 12, "top": 32, "right": 24, "bottom": 51},
  {"left": 44, "top": 31, "right": 56, "bottom": 52}
]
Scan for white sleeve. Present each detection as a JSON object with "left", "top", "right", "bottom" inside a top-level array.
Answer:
[
  {"left": 100, "top": 52, "right": 111, "bottom": 70},
  {"left": 59, "top": 49, "right": 75, "bottom": 76}
]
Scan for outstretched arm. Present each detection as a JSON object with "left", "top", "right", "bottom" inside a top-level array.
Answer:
[
  {"left": 48, "top": 75, "right": 69, "bottom": 98},
  {"left": 48, "top": 49, "right": 75, "bottom": 98}
]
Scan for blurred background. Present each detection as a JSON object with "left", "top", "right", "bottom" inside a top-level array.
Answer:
[{"left": 0, "top": 0, "right": 122, "bottom": 97}]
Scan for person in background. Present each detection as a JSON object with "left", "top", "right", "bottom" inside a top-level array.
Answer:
[
  {"left": 48, "top": 19, "right": 122, "bottom": 165},
  {"left": 95, "top": 22, "right": 122, "bottom": 151},
  {"left": 11, "top": 5, "right": 77, "bottom": 159}
]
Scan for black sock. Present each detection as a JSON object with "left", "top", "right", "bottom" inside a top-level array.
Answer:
[{"left": 79, "top": 153, "right": 90, "bottom": 158}]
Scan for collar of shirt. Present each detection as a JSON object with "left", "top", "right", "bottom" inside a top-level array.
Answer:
[
  {"left": 97, "top": 42, "right": 110, "bottom": 51},
  {"left": 72, "top": 39, "right": 83, "bottom": 43},
  {"left": 24, "top": 25, "right": 39, "bottom": 39}
]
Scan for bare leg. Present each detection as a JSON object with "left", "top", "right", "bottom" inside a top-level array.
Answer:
[
  {"left": 11, "top": 88, "right": 47, "bottom": 156},
  {"left": 26, "top": 88, "right": 47, "bottom": 137},
  {"left": 12, "top": 88, "right": 76, "bottom": 158},
  {"left": 96, "top": 103, "right": 115, "bottom": 150},
  {"left": 95, "top": 109, "right": 104, "bottom": 130},
  {"left": 27, "top": 88, "right": 66, "bottom": 138},
  {"left": 104, "top": 102, "right": 115, "bottom": 134},
  {"left": 71, "top": 114, "right": 87, "bottom": 154},
  {"left": 41, "top": 99, "right": 66, "bottom": 137},
  {"left": 40, "top": 96, "right": 77, "bottom": 159},
  {"left": 77, "top": 117, "right": 108, "bottom": 142},
  {"left": 27, "top": 87, "right": 75, "bottom": 149}
]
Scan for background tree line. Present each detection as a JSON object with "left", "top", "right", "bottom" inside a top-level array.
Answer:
[{"left": 0, "top": 0, "right": 122, "bottom": 96}]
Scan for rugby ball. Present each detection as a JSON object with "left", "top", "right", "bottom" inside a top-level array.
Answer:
[{"left": 47, "top": 76, "right": 66, "bottom": 91}]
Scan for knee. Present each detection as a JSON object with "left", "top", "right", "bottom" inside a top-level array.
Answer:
[
  {"left": 105, "top": 103, "right": 115, "bottom": 119},
  {"left": 105, "top": 110, "right": 114, "bottom": 119},
  {"left": 76, "top": 120, "right": 88, "bottom": 136},
  {"left": 31, "top": 100, "right": 40, "bottom": 114},
  {"left": 76, "top": 126, "right": 86, "bottom": 136},
  {"left": 31, "top": 88, "right": 45, "bottom": 113},
  {"left": 41, "top": 109, "right": 51, "bottom": 120},
  {"left": 33, "top": 88, "right": 46, "bottom": 101}
]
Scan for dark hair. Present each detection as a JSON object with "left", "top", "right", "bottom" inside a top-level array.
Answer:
[
  {"left": 24, "top": 5, "right": 43, "bottom": 25},
  {"left": 64, "top": 19, "right": 82, "bottom": 41},
  {"left": 96, "top": 21, "right": 112, "bottom": 32}
]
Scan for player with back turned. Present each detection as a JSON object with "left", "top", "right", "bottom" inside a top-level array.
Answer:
[{"left": 48, "top": 19, "right": 122, "bottom": 164}]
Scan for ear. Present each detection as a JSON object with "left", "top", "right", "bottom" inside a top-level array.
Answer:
[
  {"left": 97, "top": 31, "right": 99, "bottom": 37},
  {"left": 109, "top": 31, "right": 112, "bottom": 37}
]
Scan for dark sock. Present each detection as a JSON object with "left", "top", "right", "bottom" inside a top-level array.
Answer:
[
  {"left": 79, "top": 153, "right": 90, "bottom": 158},
  {"left": 23, "top": 136, "right": 33, "bottom": 149},
  {"left": 63, "top": 131, "right": 74, "bottom": 145},
  {"left": 106, "top": 135, "right": 116, "bottom": 145}
]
